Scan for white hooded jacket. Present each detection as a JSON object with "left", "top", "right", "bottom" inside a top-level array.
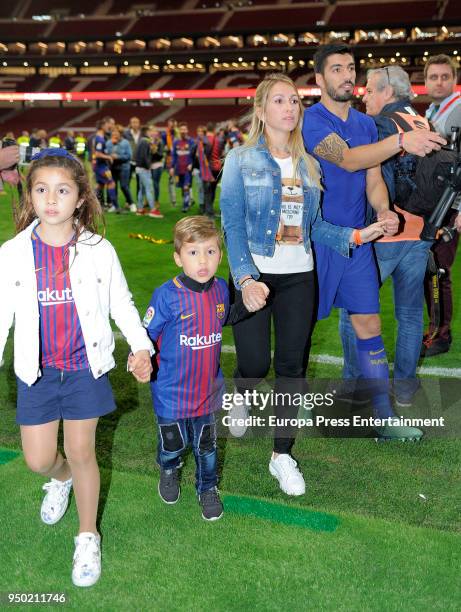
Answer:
[{"left": 0, "top": 220, "right": 153, "bottom": 385}]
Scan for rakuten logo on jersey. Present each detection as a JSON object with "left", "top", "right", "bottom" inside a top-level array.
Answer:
[
  {"left": 179, "top": 332, "right": 222, "bottom": 350},
  {"left": 38, "top": 287, "right": 74, "bottom": 307}
]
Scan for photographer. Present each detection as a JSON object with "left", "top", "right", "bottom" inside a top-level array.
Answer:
[
  {"left": 423, "top": 55, "right": 461, "bottom": 356},
  {"left": 0, "top": 139, "right": 20, "bottom": 193},
  {"left": 339, "top": 66, "right": 432, "bottom": 407}
]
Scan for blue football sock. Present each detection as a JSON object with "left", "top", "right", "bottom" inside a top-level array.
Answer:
[
  {"left": 182, "top": 188, "right": 190, "bottom": 209},
  {"left": 356, "top": 335, "right": 394, "bottom": 419}
]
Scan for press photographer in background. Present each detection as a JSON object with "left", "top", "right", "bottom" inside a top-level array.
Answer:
[
  {"left": 423, "top": 54, "right": 461, "bottom": 357},
  {"left": 0, "top": 138, "right": 20, "bottom": 195}
]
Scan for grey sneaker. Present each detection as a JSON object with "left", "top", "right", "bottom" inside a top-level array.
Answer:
[
  {"left": 198, "top": 487, "right": 223, "bottom": 521},
  {"left": 158, "top": 467, "right": 180, "bottom": 504}
]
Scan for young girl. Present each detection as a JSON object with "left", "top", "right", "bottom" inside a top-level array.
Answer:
[{"left": 0, "top": 148, "right": 153, "bottom": 587}]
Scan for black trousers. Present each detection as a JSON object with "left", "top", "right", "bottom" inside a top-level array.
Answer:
[{"left": 230, "top": 271, "right": 316, "bottom": 454}]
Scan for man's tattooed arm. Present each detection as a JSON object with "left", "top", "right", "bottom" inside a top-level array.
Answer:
[{"left": 313, "top": 133, "right": 348, "bottom": 165}]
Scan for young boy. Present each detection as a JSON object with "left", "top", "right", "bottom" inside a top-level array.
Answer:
[{"left": 140, "top": 216, "right": 249, "bottom": 520}]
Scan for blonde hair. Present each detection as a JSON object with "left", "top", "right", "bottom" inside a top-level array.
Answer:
[
  {"left": 174, "top": 215, "right": 222, "bottom": 253},
  {"left": 245, "top": 72, "right": 321, "bottom": 188},
  {"left": 16, "top": 154, "right": 104, "bottom": 239}
]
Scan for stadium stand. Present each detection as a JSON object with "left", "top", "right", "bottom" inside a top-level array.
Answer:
[{"left": 328, "top": 1, "right": 439, "bottom": 26}]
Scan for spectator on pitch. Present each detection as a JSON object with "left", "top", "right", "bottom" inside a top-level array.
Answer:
[
  {"left": 170, "top": 122, "right": 195, "bottom": 213},
  {"left": 64, "top": 130, "right": 76, "bottom": 154},
  {"left": 37, "top": 129, "right": 48, "bottom": 149},
  {"left": 150, "top": 127, "right": 165, "bottom": 218},
  {"left": 206, "top": 122, "right": 225, "bottom": 209},
  {"left": 29, "top": 128, "right": 41, "bottom": 148},
  {"left": 162, "top": 118, "right": 178, "bottom": 206},
  {"left": 92, "top": 118, "right": 117, "bottom": 210},
  {"left": 303, "top": 44, "right": 444, "bottom": 440},
  {"left": 135, "top": 125, "right": 161, "bottom": 218},
  {"left": 75, "top": 132, "right": 87, "bottom": 161},
  {"left": 194, "top": 124, "right": 216, "bottom": 218},
  {"left": 192, "top": 126, "right": 205, "bottom": 214},
  {"left": 339, "top": 65, "right": 433, "bottom": 408},
  {"left": 422, "top": 54, "right": 461, "bottom": 357},
  {"left": 123, "top": 116, "right": 141, "bottom": 201},
  {"left": 106, "top": 126, "right": 134, "bottom": 213},
  {"left": 221, "top": 72, "right": 386, "bottom": 494}
]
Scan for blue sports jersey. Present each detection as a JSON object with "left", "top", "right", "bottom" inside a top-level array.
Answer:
[
  {"left": 93, "top": 134, "right": 109, "bottom": 168},
  {"left": 302, "top": 103, "right": 380, "bottom": 319},
  {"left": 303, "top": 103, "right": 378, "bottom": 228},
  {"left": 32, "top": 228, "right": 89, "bottom": 370},
  {"left": 143, "top": 276, "right": 229, "bottom": 419}
]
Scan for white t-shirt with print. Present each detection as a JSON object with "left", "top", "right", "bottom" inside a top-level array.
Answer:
[{"left": 252, "top": 156, "right": 314, "bottom": 274}]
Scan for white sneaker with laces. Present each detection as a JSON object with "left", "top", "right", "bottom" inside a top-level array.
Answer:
[
  {"left": 227, "top": 387, "right": 252, "bottom": 438},
  {"left": 269, "top": 454, "right": 305, "bottom": 496},
  {"left": 72, "top": 532, "right": 101, "bottom": 587},
  {"left": 129, "top": 203, "right": 137, "bottom": 212},
  {"left": 40, "top": 477, "right": 73, "bottom": 525}
]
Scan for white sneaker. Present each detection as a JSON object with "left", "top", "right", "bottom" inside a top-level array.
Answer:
[
  {"left": 269, "top": 454, "right": 305, "bottom": 496},
  {"left": 40, "top": 477, "right": 72, "bottom": 525},
  {"left": 129, "top": 203, "right": 137, "bottom": 212},
  {"left": 72, "top": 532, "right": 101, "bottom": 587},
  {"left": 106, "top": 206, "right": 117, "bottom": 213},
  {"left": 227, "top": 388, "right": 251, "bottom": 438}
]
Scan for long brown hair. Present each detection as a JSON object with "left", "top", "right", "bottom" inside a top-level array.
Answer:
[
  {"left": 15, "top": 154, "right": 104, "bottom": 240},
  {"left": 245, "top": 72, "right": 321, "bottom": 188}
]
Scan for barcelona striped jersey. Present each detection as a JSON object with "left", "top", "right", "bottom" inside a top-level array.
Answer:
[
  {"left": 143, "top": 275, "right": 229, "bottom": 419},
  {"left": 32, "top": 227, "right": 89, "bottom": 370}
]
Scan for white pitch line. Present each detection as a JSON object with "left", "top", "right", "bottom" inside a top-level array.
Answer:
[
  {"left": 114, "top": 332, "right": 461, "bottom": 378},
  {"left": 222, "top": 346, "right": 461, "bottom": 378}
]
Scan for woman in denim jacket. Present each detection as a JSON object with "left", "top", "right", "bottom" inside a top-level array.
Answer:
[{"left": 220, "top": 73, "right": 385, "bottom": 496}]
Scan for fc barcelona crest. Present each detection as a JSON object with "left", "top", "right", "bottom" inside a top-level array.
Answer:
[{"left": 216, "top": 303, "right": 225, "bottom": 319}]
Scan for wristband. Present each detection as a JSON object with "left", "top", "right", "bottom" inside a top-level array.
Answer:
[
  {"left": 240, "top": 278, "right": 255, "bottom": 289},
  {"left": 353, "top": 229, "right": 363, "bottom": 246},
  {"left": 398, "top": 132, "right": 404, "bottom": 150}
]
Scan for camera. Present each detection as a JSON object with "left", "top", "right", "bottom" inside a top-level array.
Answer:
[
  {"left": 420, "top": 127, "right": 461, "bottom": 242},
  {"left": 2, "top": 137, "right": 41, "bottom": 167},
  {"left": 1, "top": 137, "right": 18, "bottom": 170}
]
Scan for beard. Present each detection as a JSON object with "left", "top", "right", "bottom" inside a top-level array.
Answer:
[{"left": 326, "top": 82, "right": 354, "bottom": 102}]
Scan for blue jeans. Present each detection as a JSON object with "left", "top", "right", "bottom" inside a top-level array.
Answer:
[
  {"left": 339, "top": 240, "right": 431, "bottom": 399},
  {"left": 156, "top": 413, "right": 217, "bottom": 494},
  {"left": 137, "top": 168, "right": 154, "bottom": 209},
  {"left": 151, "top": 167, "right": 163, "bottom": 202}
]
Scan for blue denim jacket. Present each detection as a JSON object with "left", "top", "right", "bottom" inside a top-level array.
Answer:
[
  {"left": 220, "top": 137, "right": 354, "bottom": 286},
  {"left": 106, "top": 138, "right": 132, "bottom": 173}
]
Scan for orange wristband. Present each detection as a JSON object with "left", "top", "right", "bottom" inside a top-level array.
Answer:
[{"left": 353, "top": 229, "right": 363, "bottom": 246}]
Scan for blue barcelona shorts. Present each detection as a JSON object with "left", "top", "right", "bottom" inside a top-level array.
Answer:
[
  {"left": 315, "top": 242, "right": 380, "bottom": 319},
  {"left": 94, "top": 164, "right": 113, "bottom": 185},
  {"left": 177, "top": 172, "right": 192, "bottom": 189},
  {"left": 16, "top": 367, "right": 116, "bottom": 426}
]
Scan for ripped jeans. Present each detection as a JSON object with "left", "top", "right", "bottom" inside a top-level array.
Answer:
[{"left": 156, "top": 413, "right": 217, "bottom": 494}]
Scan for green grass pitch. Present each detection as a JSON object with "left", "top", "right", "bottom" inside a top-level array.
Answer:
[{"left": 0, "top": 177, "right": 460, "bottom": 610}]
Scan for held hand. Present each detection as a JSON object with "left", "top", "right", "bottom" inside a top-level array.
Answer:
[
  {"left": 358, "top": 221, "right": 387, "bottom": 243},
  {"left": 0, "top": 145, "right": 20, "bottom": 169},
  {"left": 128, "top": 350, "right": 152, "bottom": 383},
  {"left": 242, "top": 281, "right": 270, "bottom": 312},
  {"left": 377, "top": 209, "right": 399, "bottom": 235},
  {"left": 402, "top": 130, "right": 446, "bottom": 157},
  {"left": 455, "top": 213, "right": 461, "bottom": 233}
]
